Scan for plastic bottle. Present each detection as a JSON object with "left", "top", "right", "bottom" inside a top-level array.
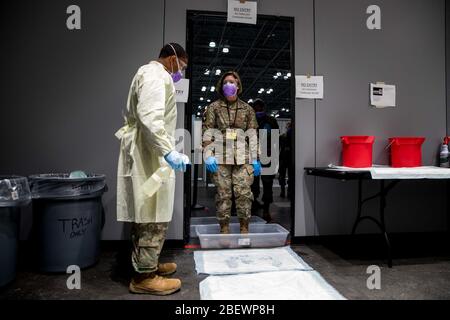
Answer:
[
  {"left": 69, "top": 170, "right": 88, "bottom": 178},
  {"left": 141, "top": 166, "right": 172, "bottom": 198},
  {"left": 439, "top": 143, "right": 449, "bottom": 168}
]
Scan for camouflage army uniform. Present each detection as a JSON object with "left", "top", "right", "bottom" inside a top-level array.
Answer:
[
  {"left": 202, "top": 73, "right": 259, "bottom": 223},
  {"left": 131, "top": 222, "right": 168, "bottom": 273}
]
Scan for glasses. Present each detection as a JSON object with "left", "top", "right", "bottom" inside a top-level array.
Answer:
[{"left": 179, "top": 59, "right": 188, "bottom": 72}]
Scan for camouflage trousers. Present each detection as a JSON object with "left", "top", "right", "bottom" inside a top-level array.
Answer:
[
  {"left": 212, "top": 164, "right": 254, "bottom": 222},
  {"left": 131, "top": 222, "right": 168, "bottom": 273}
]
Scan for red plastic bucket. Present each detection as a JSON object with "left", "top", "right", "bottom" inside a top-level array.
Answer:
[
  {"left": 388, "top": 137, "right": 425, "bottom": 167},
  {"left": 340, "top": 136, "right": 375, "bottom": 168}
]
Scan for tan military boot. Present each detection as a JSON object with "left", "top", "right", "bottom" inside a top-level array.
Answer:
[
  {"left": 157, "top": 262, "right": 177, "bottom": 276},
  {"left": 219, "top": 220, "right": 230, "bottom": 234},
  {"left": 239, "top": 218, "right": 249, "bottom": 234},
  {"left": 129, "top": 272, "right": 181, "bottom": 295}
]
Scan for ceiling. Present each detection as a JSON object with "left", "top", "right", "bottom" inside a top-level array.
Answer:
[{"left": 188, "top": 13, "right": 293, "bottom": 119}]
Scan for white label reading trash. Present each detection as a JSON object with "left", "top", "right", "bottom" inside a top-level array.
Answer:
[
  {"left": 238, "top": 238, "right": 251, "bottom": 246},
  {"left": 11, "top": 191, "right": 19, "bottom": 200}
]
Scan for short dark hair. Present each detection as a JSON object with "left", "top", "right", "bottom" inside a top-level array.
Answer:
[
  {"left": 252, "top": 98, "right": 266, "bottom": 110},
  {"left": 159, "top": 43, "right": 188, "bottom": 60}
]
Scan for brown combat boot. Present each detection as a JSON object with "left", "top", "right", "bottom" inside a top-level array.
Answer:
[
  {"left": 239, "top": 218, "right": 249, "bottom": 234},
  {"left": 219, "top": 219, "right": 230, "bottom": 234},
  {"left": 157, "top": 262, "right": 177, "bottom": 276},
  {"left": 129, "top": 272, "right": 181, "bottom": 295},
  {"left": 263, "top": 212, "right": 273, "bottom": 223},
  {"left": 263, "top": 203, "right": 273, "bottom": 223}
]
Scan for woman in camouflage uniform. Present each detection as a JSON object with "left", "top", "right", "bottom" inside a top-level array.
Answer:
[{"left": 202, "top": 71, "right": 261, "bottom": 234}]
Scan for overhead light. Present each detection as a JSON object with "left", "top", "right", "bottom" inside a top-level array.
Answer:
[
  {"left": 287, "top": 72, "right": 291, "bottom": 77},
  {"left": 201, "top": 86, "right": 207, "bottom": 92},
  {"left": 197, "top": 112, "right": 201, "bottom": 116},
  {"left": 275, "top": 114, "right": 280, "bottom": 118},
  {"left": 286, "top": 109, "right": 290, "bottom": 112},
  {"left": 276, "top": 72, "right": 282, "bottom": 77},
  {"left": 283, "top": 76, "right": 288, "bottom": 80},
  {"left": 207, "top": 99, "right": 211, "bottom": 102},
  {"left": 248, "top": 99, "right": 253, "bottom": 103},
  {"left": 200, "top": 97, "right": 204, "bottom": 101},
  {"left": 204, "top": 69, "right": 210, "bottom": 75},
  {"left": 209, "top": 41, "right": 216, "bottom": 48},
  {"left": 266, "top": 90, "right": 271, "bottom": 94},
  {"left": 210, "top": 86, "right": 215, "bottom": 92},
  {"left": 222, "top": 47, "right": 229, "bottom": 53},
  {"left": 215, "top": 69, "right": 221, "bottom": 76},
  {"left": 273, "top": 75, "right": 278, "bottom": 79},
  {"left": 260, "top": 88, "right": 265, "bottom": 92},
  {"left": 281, "top": 108, "right": 286, "bottom": 111}
]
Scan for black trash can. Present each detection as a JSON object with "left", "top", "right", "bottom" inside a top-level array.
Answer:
[
  {"left": 0, "top": 176, "right": 31, "bottom": 286},
  {"left": 29, "top": 173, "right": 107, "bottom": 272}
]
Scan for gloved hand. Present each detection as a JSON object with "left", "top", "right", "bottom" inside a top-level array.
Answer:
[
  {"left": 252, "top": 160, "right": 261, "bottom": 176},
  {"left": 164, "top": 151, "right": 188, "bottom": 172},
  {"left": 181, "top": 154, "right": 190, "bottom": 167},
  {"left": 205, "top": 156, "right": 218, "bottom": 173}
]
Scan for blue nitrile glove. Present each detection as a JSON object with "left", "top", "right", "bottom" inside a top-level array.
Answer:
[
  {"left": 181, "top": 154, "right": 191, "bottom": 171},
  {"left": 164, "top": 151, "right": 185, "bottom": 172},
  {"left": 205, "top": 156, "right": 218, "bottom": 173},
  {"left": 252, "top": 160, "right": 261, "bottom": 176}
]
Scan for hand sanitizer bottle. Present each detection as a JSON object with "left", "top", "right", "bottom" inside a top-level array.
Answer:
[{"left": 439, "top": 143, "right": 450, "bottom": 168}]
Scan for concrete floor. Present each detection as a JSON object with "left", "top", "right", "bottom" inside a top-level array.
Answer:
[{"left": 2, "top": 234, "right": 450, "bottom": 300}]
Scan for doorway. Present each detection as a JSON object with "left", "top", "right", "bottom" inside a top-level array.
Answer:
[{"left": 184, "top": 11, "right": 295, "bottom": 245}]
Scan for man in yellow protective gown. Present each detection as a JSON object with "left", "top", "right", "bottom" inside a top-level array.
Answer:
[{"left": 116, "top": 43, "right": 189, "bottom": 295}]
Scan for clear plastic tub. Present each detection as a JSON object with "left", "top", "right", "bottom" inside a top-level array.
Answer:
[
  {"left": 196, "top": 223, "right": 289, "bottom": 249},
  {"left": 190, "top": 216, "right": 266, "bottom": 238}
]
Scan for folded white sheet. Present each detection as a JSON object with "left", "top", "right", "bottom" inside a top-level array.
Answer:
[{"left": 200, "top": 271, "right": 346, "bottom": 300}]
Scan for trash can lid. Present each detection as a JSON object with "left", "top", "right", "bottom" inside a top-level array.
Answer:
[
  {"left": 0, "top": 175, "right": 31, "bottom": 207},
  {"left": 28, "top": 173, "right": 106, "bottom": 182},
  {"left": 28, "top": 173, "right": 107, "bottom": 199}
]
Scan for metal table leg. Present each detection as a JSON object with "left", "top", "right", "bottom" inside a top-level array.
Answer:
[{"left": 351, "top": 179, "right": 399, "bottom": 268}]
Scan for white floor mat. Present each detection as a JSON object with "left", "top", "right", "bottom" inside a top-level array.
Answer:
[
  {"left": 194, "top": 246, "right": 312, "bottom": 275},
  {"left": 200, "top": 270, "right": 346, "bottom": 300}
]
